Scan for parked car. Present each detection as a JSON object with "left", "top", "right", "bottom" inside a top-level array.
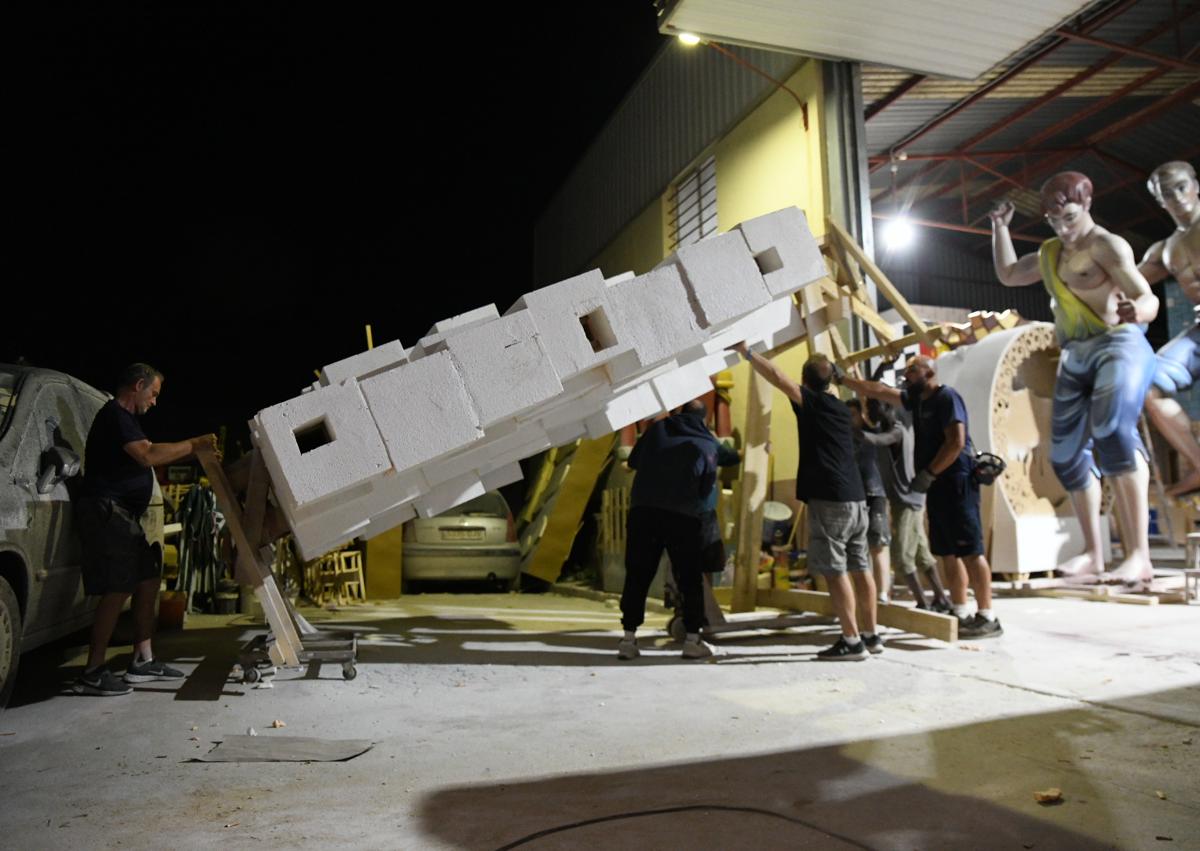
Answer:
[
  {"left": 0, "top": 365, "right": 164, "bottom": 706},
  {"left": 401, "top": 492, "right": 521, "bottom": 591}
]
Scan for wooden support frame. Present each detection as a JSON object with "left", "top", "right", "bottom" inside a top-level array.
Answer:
[
  {"left": 728, "top": 216, "right": 957, "bottom": 641},
  {"left": 713, "top": 587, "right": 958, "bottom": 642},
  {"left": 196, "top": 447, "right": 303, "bottom": 667}
]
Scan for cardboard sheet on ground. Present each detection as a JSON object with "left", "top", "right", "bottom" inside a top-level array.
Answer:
[{"left": 194, "top": 735, "right": 373, "bottom": 763}]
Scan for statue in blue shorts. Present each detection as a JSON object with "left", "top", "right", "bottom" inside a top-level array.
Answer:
[
  {"left": 1139, "top": 162, "right": 1200, "bottom": 497},
  {"left": 990, "top": 172, "right": 1160, "bottom": 587}
]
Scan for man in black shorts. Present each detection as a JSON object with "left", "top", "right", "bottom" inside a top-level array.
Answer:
[
  {"left": 843, "top": 356, "right": 1001, "bottom": 638},
  {"left": 74, "top": 363, "right": 218, "bottom": 696}
]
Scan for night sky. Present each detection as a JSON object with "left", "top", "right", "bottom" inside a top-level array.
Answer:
[{"left": 11, "top": 3, "right": 664, "bottom": 451}]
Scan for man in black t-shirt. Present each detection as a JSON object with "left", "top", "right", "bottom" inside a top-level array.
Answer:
[
  {"left": 74, "top": 363, "right": 218, "bottom": 696},
  {"left": 843, "top": 356, "right": 1001, "bottom": 639},
  {"left": 734, "top": 343, "right": 880, "bottom": 661}
]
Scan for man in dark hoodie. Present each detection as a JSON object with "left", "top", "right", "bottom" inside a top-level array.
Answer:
[{"left": 618, "top": 400, "right": 721, "bottom": 661}]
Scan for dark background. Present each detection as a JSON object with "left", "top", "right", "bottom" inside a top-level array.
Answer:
[{"left": 10, "top": 2, "right": 665, "bottom": 449}]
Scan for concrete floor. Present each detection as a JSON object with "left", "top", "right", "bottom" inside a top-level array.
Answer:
[{"left": 1, "top": 592, "right": 1198, "bottom": 850}]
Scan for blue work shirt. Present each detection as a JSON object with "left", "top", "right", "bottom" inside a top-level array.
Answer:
[{"left": 901, "top": 385, "right": 973, "bottom": 477}]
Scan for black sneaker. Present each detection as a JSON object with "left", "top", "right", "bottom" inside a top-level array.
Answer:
[
  {"left": 959, "top": 614, "right": 1003, "bottom": 639},
  {"left": 74, "top": 668, "right": 133, "bottom": 697},
  {"left": 124, "top": 658, "right": 186, "bottom": 683},
  {"left": 863, "top": 634, "right": 885, "bottom": 655},
  {"left": 817, "top": 637, "right": 868, "bottom": 661},
  {"left": 930, "top": 599, "right": 953, "bottom": 615}
]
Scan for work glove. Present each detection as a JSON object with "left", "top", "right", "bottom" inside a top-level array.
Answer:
[{"left": 912, "top": 469, "right": 936, "bottom": 493}]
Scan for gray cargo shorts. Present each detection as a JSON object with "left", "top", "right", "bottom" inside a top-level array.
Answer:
[{"left": 806, "top": 499, "right": 869, "bottom": 576}]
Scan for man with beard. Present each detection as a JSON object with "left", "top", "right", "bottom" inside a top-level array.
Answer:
[{"left": 842, "top": 357, "right": 1001, "bottom": 638}]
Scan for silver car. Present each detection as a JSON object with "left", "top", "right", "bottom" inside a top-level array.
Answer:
[
  {"left": 401, "top": 492, "right": 521, "bottom": 591},
  {"left": 0, "top": 365, "right": 164, "bottom": 706}
]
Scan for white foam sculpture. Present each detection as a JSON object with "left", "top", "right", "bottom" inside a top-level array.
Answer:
[{"left": 250, "top": 207, "right": 828, "bottom": 559}]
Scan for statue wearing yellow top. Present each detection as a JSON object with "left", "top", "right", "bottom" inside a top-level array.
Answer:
[{"left": 991, "top": 172, "right": 1160, "bottom": 586}]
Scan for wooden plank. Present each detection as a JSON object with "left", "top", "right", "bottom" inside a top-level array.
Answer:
[
  {"left": 242, "top": 449, "right": 271, "bottom": 551},
  {"left": 195, "top": 448, "right": 263, "bottom": 589},
  {"left": 839, "top": 328, "right": 945, "bottom": 368},
  {"left": 732, "top": 370, "right": 772, "bottom": 613},
  {"left": 1034, "top": 587, "right": 1158, "bottom": 605},
  {"left": 195, "top": 447, "right": 303, "bottom": 666},
  {"left": 827, "top": 218, "right": 933, "bottom": 346},
  {"left": 756, "top": 588, "right": 959, "bottom": 642}
]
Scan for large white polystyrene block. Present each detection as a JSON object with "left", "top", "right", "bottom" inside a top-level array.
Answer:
[
  {"left": 431, "top": 305, "right": 500, "bottom": 335},
  {"left": 409, "top": 305, "right": 502, "bottom": 360},
  {"left": 546, "top": 420, "right": 587, "bottom": 446},
  {"left": 584, "top": 382, "right": 662, "bottom": 437},
  {"left": 515, "top": 368, "right": 610, "bottom": 425},
  {"left": 321, "top": 340, "right": 409, "bottom": 387},
  {"left": 283, "top": 469, "right": 426, "bottom": 558},
  {"left": 606, "top": 266, "right": 704, "bottom": 376},
  {"left": 481, "top": 462, "right": 523, "bottom": 492},
  {"left": 735, "top": 207, "right": 828, "bottom": 297},
  {"left": 254, "top": 380, "right": 391, "bottom": 514},
  {"left": 360, "top": 351, "right": 484, "bottom": 475},
  {"left": 414, "top": 474, "right": 487, "bottom": 519},
  {"left": 507, "top": 269, "right": 630, "bottom": 380},
  {"left": 443, "top": 311, "right": 563, "bottom": 425},
  {"left": 651, "top": 360, "right": 717, "bottom": 412},
  {"left": 752, "top": 296, "right": 808, "bottom": 351},
  {"left": 660, "top": 231, "right": 770, "bottom": 328},
  {"left": 360, "top": 501, "right": 417, "bottom": 542},
  {"left": 422, "top": 423, "right": 550, "bottom": 487}
]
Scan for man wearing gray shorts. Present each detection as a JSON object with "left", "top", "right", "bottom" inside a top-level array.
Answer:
[
  {"left": 861, "top": 401, "right": 952, "bottom": 612},
  {"left": 734, "top": 343, "right": 880, "bottom": 660}
]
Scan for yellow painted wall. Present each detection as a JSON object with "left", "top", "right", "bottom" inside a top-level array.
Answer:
[
  {"left": 590, "top": 58, "right": 830, "bottom": 503},
  {"left": 713, "top": 60, "right": 826, "bottom": 503},
  {"left": 592, "top": 195, "right": 669, "bottom": 278}
]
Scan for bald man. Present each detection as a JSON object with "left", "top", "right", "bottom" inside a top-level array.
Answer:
[
  {"left": 843, "top": 356, "right": 1001, "bottom": 639},
  {"left": 1141, "top": 161, "right": 1200, "bottom": 496}
]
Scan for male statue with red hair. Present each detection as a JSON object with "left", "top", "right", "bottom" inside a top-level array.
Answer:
[{"left": 990, "top": 171, "right": 1160, "bottom": 587}]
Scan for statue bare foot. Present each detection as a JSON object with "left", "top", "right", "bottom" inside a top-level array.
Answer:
[
  {"left": 1056, "top": 552, "right": 1104, "bottom": 582},
  {"left": 1166, "top": 468, "right": 1200, "bottom": 498},
  {"left": 1100, "top": 554, "right": 1154, "bottom": 587}
]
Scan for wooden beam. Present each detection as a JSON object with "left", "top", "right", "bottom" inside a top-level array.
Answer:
[
  {"left": 827, "top": 219, "right": 933, "bottom": 345},
  {"left": 756, "top": 588, "right": 959, "bottom": 642},
  {"left": 242, "top": 449, "right": 271, "bottom": 551},
  {"left": 732, "top": 370, "right": 772, "bottom": 613},
  {"left": 196, "top": 447, "right": 303, "bottom": 666}
]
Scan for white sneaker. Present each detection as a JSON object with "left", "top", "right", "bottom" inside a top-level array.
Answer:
[
  {"left": 681, "top": 639, "right": 716, "bottom": 659},
  {"left": 617, "top": 636, "right": 640, "bottom": 660}
]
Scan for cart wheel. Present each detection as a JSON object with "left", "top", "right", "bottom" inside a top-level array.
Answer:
[
  {"left": 342, "top": 663, "right": 357, "bottom": 681},
  {"left": 243, "top": 667, "right": 261, "bottom": 684},
  {"left": 667, "top": 616, "right": 687, "bottom": 642}
]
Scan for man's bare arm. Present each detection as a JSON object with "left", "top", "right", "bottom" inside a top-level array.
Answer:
[
  {"left": 732, "top": 342, "right": 803, "bottom": 405},
  {"left": 1095, "top": 233, "right": 1159, "bottom": 325},
  {"left": 124, "top": 434, "right": 217, "bottom": 469},
  {"left": 928, "top": 422, "right": 966, "bottom": 476},
  {"left": 840, "top": 373, "right": 902, "bottom": 408}
]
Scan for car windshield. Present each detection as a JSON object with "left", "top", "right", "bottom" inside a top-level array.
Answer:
[{"left": 453, "top": 493, "right": 508, "bottom": 518}]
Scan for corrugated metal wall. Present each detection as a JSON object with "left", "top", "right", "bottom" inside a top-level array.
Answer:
[
  {"left": 533, "top": 41, "right": 802, "bottom": 286},
  {"left": 873, "top": 225, "right": 1055, "bottom": 321}
]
